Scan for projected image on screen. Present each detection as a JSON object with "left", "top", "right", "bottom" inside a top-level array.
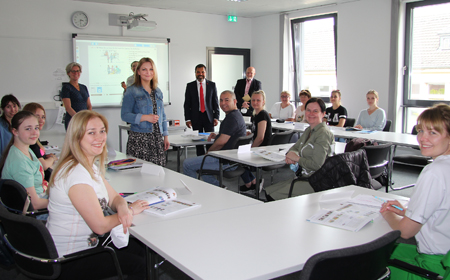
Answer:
[{"left": 73, "top": 35, "right": 170, "bottom": 107}]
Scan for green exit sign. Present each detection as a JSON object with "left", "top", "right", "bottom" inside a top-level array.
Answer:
[{"left": 228, "top": 15, "right": 237, "bottom": 22}]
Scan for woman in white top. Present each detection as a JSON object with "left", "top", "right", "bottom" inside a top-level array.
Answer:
[
  {"left": 269, "top": 91, "right": 295, "bottom": 121},
  {"left": 46, "top": 110, "right": 148, "bottom": 280},
  {"left": 355, "top": 90, "right": 386, "bottom": 131},
  {"left": 294, "top": 89, "right": 311, "bottom": 123},
  {"left": 381, "top": 104, "right": 450, "bottom": 279}
]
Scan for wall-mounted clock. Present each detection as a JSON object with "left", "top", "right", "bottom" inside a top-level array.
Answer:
[{"left": 72, "top": 11, "right": 89, "bottom": 29}]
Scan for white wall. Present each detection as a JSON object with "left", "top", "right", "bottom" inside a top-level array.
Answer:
[
  {"left": 252, "top": 0, "right": 393, "bottom": 122},
  {"left": 0, "top": 0, "right": 252, "bottom": 149}
]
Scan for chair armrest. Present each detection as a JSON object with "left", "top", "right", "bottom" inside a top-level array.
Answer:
[
  {"left": 388, "top": 259, "right": 443, "bottom": 280},
  {"left": 63, "top": 246, "right": 123, "bottom": 279},
  {"left": 288, "top": 177, "right": 309, "bottom": 198}
]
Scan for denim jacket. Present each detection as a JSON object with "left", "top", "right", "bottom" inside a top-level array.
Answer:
[{"left": 121, "top": 85, "right": 168, "bottom": 136}]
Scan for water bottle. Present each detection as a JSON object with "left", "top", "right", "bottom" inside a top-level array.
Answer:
[{"left": 290, "top": 163, "right": 299, "bottom": 173}]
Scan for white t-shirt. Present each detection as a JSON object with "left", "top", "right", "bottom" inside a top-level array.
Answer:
[
  {"left": 294, "top": 106, "right": 307, "bottom": 123},
  {"left": 406, "top": 154, "right": 450, "bottom": 255},
  {"left": 46, "top": 162, "right": 109, "bottom": 257},
  {"left": 269, "top": 102, "right": 295, "bottom": 120}
]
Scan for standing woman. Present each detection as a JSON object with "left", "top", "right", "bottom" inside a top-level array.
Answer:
[
  {"left": 46, "top": 111, "right": 147, "bottom": 279},
  {"left": 61, "top": 62, "right": 92, "bottom": 130},
  {"left": 380, "top": 104, "right": 450, "bottom": 279},
  {"left": 22, "top": 103, "right": 57, "bottom": 178},
  {"left": 324, "top": 90, "right": 347, "bottom": 127},
  {"left": 121, "top": 57, "right": 169, "bottom": 166},
  {"left": 269, "top": 91, "right": 295, "bottom": 121},
  {"left": 0, "top": 94, "right": 21, "bottom": 156},
  {"left": 0, "top": 111, "right": 48, "bottom": 211},
  {"left": 355, "top": 90, "right": 386, "bottom": 131},
  {"left": 240, "top": 90, "right": 272, "bottom": 192},
  {"left": 294, "top": 90, "right": 311, "bottom": 123}
]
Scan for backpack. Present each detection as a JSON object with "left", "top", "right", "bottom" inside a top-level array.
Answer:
[{"left": 344, "top": 138, "right": 378, "bottom": 153}]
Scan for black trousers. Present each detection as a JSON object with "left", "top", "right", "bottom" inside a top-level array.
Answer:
[{"left": 192, "top": 112, "right": 214, "bottom": 156}]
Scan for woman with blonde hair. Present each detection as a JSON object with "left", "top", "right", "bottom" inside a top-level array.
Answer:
[
  {"left": 46, "top": 110, "right": 147, "bottom": 279},
  {"left": 240, "top": 90, "right": 273, "bottom": 192},
  {"left": 355, "top": 90, "right": 386, "bottom": 131},
  {"left": 22, "top": 102, "right": 57, "bottom": 177},
  {"left": 269, "top": 91, "right": 295, "bottom": 121},
  {"left": 381, "top": 104, "right": 450, "bottom": 279},
  {"left": 61, "top": 62, "right": 92, "bottom": 130},
  {"left": 121, "top": 57, "right": 169, "bottom": 166}
]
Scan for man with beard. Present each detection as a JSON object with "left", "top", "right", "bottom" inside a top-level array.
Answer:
[{"left": 184, "top": 64, "right": 219, "bottom": 156}]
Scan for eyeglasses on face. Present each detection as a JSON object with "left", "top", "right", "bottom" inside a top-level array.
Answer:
[{"left": 70, "top": 70, "right": 81, "bottom": 73}]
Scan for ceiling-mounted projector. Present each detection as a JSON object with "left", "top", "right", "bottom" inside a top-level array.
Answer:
[
  {"left": 128, "top": 18, "right": 157, "bottom": 31},
  {"left": 108, "top": 12, "right": 157, "bottom": 31}
]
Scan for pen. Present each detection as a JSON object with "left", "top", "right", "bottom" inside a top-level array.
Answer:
[{"left": 374, "top": 196, "right": 403, "bottom": 211}]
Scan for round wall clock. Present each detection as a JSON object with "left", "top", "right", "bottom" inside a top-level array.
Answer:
[{"left": 72, "top": 11, "right": 89, "bottom": 29}]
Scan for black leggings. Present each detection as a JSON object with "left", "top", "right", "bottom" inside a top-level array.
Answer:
[{"left": 58, "top": 237, "right": 146, "bottom": 280}]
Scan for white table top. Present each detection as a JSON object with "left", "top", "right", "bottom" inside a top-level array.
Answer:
[
  {"left": 106, "top": 152, "right": 262, "bottom": 226},
  {"left": 130, "top": 185, "right": 408, "bottom": 280},
  {"left": 271, "top": 122, "right": 419, "bottom": 148},
  {"left": 168, "top": 134, "right": 214, "bottom": 147}
]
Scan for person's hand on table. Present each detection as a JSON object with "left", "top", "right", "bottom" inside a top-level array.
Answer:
[
  {"left": 207, "top": 133, "right": 217, "bottom": 142},
  {"left": 129, "top": 199, "right": 150, "bottom": 216},
  {"left": 354, "top": 125, "right": 363, "bottom": 129},
  {"left": 380, "top": 200, "right": 406, "bottom": 216},
  {"left": 285, "top": 151, "right": 300, "bottom": 164}
]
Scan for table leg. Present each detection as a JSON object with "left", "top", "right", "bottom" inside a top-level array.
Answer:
[
  {"left": 119, "top": 127, "right": 123, "bottom": 153},
  {"left": 219, "top": 158, "right": 223, "bottom": 188},
  {"left": 256, "top": 168, "right": 261, "bottom": 200},
  {"left": 177, "top": 146, "right": 181, "bottom": 172}
]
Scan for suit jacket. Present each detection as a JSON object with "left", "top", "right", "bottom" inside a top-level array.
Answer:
[
  {"left": 234, "top": 78, "right": 262, "bottom": 116},
  {"left": 184, "top": 79, "right": 219, "bottom": 125}
]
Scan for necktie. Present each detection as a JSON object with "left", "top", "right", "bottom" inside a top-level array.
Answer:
[
  {"left": 200, "top": 82, "right": 205, "bottom": 113},
  {"left": 245, "top": 79, "right": 251, "bottom": 95}
]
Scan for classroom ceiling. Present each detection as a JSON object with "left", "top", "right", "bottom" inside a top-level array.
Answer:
[{"left": 76, "top": 0, "right": 354, "bottom": 18}]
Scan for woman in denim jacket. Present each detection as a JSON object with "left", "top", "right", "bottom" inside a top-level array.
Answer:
[{"left": 121, "top": 57, "right": 169, "bottom": 166}]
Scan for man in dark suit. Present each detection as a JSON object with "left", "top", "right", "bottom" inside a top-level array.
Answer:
[
  {"left": 234, "top": 67, "right": 262, "bottom": 116},
  {"left": 184, "top": 64, "right": 219, "bottom": 156}
]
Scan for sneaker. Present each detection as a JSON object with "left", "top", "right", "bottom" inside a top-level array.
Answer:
[{"left": 239, "top": 184, "right": 256, "bottom": 192}]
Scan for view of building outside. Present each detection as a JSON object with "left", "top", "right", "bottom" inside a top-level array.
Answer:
[
  {"left": 292, "top": 16, "right": 337, "bottom": 102},
  {"left": 405, "top": 2, "right": 450, "bottom": 132}
]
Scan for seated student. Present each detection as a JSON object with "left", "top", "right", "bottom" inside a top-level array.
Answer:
[
  {"left": 22, "top": 103, "right": 57, "bottom": 179},
  {"left": 240, "top": 90, "right": 272, "bottom": 192},
  {"left": 380, "top": 104, "right": 450, "bottom": 279},
  {"left": 269, "top": 91, "right": 295, "bottom": 121},
  {"left": 46, "top": 110, "right": 148, "bottom": 280},
  {"left": 324, "top": 90, "right": 347, "bottom": 127},
  {"left": 264, "top": 98, "right": 334, "bottom": 200},
  {"left": 0, "top": 111, "right": 48, "bottom": 213},
  {"left": 0, "top": 94, "right": 21, "bottom": 156},
  {"left": 355, "top": 90, "right": 386, "bottom": 131},
  {"left": 183, "top": 90, "right": 247, "bottom": 187},
  {"left": 294, "top": 90, "right": 311, "bottom": 123}
]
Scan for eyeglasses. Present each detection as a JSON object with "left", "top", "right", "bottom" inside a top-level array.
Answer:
[
  {"left": 70, "top": 70, "right": 81, "bottom": 73},
  {"left": 281, "top": 95, "right": 289, "bottom": 98}
]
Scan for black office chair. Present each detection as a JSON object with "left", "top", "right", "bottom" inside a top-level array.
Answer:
[
  {"left": 383, "top": 120, "right": 392, "bottom": 132},
  {"left": 0, "top": 179, "right": 48, "bottom": 217},
  {"left": 362, "top": 143, "right": 393, "bottom": 192},
  {"left": 344, "top": 118, "right": 355, "bottom": 127},
  {"left": 0, "top": 203, "right": 124, "bottom": 280},
  {"left": 198, "top": 134, "right": 254, "bottom": 188},
  {"left": 262, "top": 130, "right": 295, "bottom": 184},
  {"left": 299, "top": 230, "right": 401, "bottom": 280}
]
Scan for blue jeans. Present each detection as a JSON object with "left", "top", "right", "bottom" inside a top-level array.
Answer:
[
  {"left": 241, "top": 169, "right": 256, "bottom": 184},
  {"left": 183, "top": 155, "right": 236, "bottom": 186}
]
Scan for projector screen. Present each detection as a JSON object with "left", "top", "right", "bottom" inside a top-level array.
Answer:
[{"left": 72, "top": 34, "right": 170, "bottom": 107}]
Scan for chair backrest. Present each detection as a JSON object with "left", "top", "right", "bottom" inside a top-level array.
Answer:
[
  {"left": 299, "top": 230, "right": 401, "bottom": 280},
  {"left": 344, "top": 118, "right": 355, "bottom": 127},
  {"left": 383, "top": 120, "right": 392, "bottom": 132},
  {"left": 362, "top": 143, "right": 393, "bottom": 178},
  {"left": 267, "top": 130, "right": 295, "bottom": 145},
  {"left": 0, "top": 179, "right": 33, "bottom": 213},
  {"left": 0, "top": 202, "right": 61, "bottom": 279},
  {"left": 232, "top": 133, "right": 254, "bottom": 149}
]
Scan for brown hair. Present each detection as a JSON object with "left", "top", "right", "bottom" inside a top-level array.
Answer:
[
  {"left": 416, "top": 103, "right": 450, "bottom": 136},
  {"left": 134, "top": 57, "right": 159, "bottom": 90},
  {"left": 299, "top": 89, "right": 311, "bottom": 99},
  {"left": 22, "top": 102, "right": 46, "bottom": 150}
]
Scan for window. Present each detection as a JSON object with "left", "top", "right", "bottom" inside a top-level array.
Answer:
[
  {"left": 402, "top": 0, "right": 450, "bottom": 132},
  {"left": 291, "top": 14, "right": 337, "bottom": 104}
]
